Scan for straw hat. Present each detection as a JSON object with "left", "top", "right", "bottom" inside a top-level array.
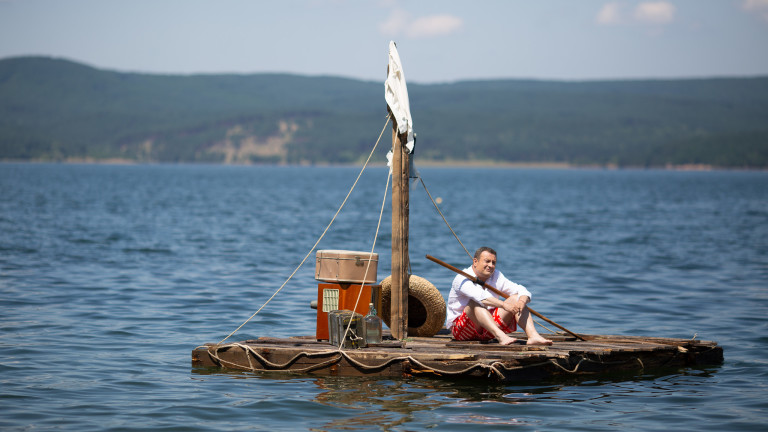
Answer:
[{"left": 380, "top": 275, "right": 446, "bottom": 337}]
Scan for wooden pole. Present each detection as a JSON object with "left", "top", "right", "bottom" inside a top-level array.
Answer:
[
  {"left": 402, "top": 131, "right": 410, "bottom": 331},
  {"left": 425, "top": 254, "right": 586, "bottom": 341},
  {"left": 390, "top": 123, "right": 409, "bottom": 340}
]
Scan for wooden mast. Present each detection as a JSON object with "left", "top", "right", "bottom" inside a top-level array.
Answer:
[{"left": 390, "top": 122, "right": 410, "bottom": 340}]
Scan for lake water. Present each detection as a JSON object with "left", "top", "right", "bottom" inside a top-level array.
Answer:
[{"left": 1, "top": 163, "right": 766, "bottom": 431}]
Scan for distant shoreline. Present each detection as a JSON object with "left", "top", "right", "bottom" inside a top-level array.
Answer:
[{"left": 3, "top": 158, "right": 766, "bottom": 172}]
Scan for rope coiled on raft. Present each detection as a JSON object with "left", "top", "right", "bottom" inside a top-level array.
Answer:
[{"left": 198, "top": 342, "right": 654, "bottom": 381}]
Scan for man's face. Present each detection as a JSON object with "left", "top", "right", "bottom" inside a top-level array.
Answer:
[{"left": 472, "top": 251, "right": 497, "bottom": 280}]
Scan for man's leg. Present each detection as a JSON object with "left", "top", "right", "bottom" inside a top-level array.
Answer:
[
  {"left": 464, "top": 302, "right": 516, "bottom": 345},
  {"left": 493, "top": 295, "right": 553, "bottom": 346},
  {"left": 515, "top": 307, "right": 553, "bottom": 346}
]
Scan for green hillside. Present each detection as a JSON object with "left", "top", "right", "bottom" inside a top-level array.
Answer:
[{"left": 1, "top": 56, "right": 767, "bottom": 167}]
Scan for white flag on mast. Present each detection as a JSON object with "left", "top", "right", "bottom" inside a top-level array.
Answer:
[{"left": 385, "top": 41, "right": 415, "bottom": 154}]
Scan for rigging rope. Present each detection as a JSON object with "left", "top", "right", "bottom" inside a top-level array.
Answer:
[
  {"left": 217, "top": 112, "right": 556, "bottom": 345},
  {"left": 337, "top": 171, "right": 391, "bottom": 350},
  {"left": 418, "top": 177, "right": 472, "bottom": 260},
  {"left": 218, "top": 116, "right": 391, "bottom": 345},
  {"left": 417, "top": 174, "right": 555, "bottom": 334}
]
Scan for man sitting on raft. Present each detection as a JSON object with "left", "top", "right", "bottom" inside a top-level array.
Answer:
[{"left": 446, "top": 247, "right": 553, "bottom": 346}]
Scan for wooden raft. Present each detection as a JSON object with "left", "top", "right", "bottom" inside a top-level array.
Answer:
[{"left": 191, "top": 332, "right": 723, "bottom": 382}]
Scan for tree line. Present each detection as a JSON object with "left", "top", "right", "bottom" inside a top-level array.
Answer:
[{"left": 1, "top": 56, "right": 767, "bottom": 168}]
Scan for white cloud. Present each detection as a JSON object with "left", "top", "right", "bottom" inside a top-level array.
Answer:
[
  {"left": 743, "top": 0, "right": 768, "bottom": 9},
  {"left": 379, "top": 9, "right": 411, "bottom": 36},
  {"left": 634, "top": 1, "right": 676, "bottom": 25},
  {"left": 406, "top": 14, "right": 463, "bottom": 38},
  {"left": 379, "top": 9, "right": 463, "bottom": 38},
  {"left": 596, "top": 2, "right": 622, "bottom": 25},
  {"left": 742, "top": 0, "right": 768, "bottom": 22},
  {"left": 596, "top": 1, "right": 676, "bottom": 27}
]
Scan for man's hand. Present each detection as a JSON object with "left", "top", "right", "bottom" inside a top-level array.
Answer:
[
  {"left": 503, "top": 296, "right": 522, "bottom": 315},
  {"left": 502, "top": 296, "right": 529, "bottom": 315}
]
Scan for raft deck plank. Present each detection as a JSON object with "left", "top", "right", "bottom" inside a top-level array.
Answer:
[{"left": 192, "top": 331, "right": 723, "bottom": 382}]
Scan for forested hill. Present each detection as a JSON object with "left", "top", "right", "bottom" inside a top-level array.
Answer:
[{"left": 2, "top": 56, "right": 767, "bottom": 167}]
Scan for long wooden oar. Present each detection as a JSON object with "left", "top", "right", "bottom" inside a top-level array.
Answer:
[{"left": 426, "top": 254, "right": 586, "bottom": 341}]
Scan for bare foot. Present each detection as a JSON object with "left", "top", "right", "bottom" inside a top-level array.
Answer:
[
  {"left": 526, "top": 336, "right": 553, "bottom": 346},
  {"left": 497, "top": 335, "right": 517, "bottom": 345}
]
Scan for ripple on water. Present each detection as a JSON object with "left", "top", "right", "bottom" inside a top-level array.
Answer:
[{"left": 1, "top": 165, "right": 766, "bottom": 431}]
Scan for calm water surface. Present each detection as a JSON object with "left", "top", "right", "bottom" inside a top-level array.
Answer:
[{"left": 1, "top": 163, "right": 766, "bottom": 431}]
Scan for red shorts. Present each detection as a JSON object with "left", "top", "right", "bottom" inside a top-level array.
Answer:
[{"left": 451, "top": 308, "right": 517, "bottom": 341}]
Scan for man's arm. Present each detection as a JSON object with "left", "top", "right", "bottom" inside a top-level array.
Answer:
[{"left": 482, "top": 295, "right": 529, "bottom": 315}]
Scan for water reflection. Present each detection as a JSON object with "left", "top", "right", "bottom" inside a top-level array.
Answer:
[
  {"left": 309, "top": 376, "right": 516, "bottom": 429},
  {"left": 191, "top": 366, "right": 721, "bottom": 429}
]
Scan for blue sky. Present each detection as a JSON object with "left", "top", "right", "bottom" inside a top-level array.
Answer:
[{"left": 2, "top": 0, "right": 767, "bottom": 83}]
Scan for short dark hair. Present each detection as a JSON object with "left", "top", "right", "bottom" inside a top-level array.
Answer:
[{"left": 474, "top": 246, "right": 497, "bottom": 259}]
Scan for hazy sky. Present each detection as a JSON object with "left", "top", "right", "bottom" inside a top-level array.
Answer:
[{"left": 2, "top": 0, "right": 768, "bottom": 83}]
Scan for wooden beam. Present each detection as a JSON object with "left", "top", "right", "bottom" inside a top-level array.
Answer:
[
  {"left": 402, "top": 130, "right": 410, "bottom": 334},
  {"left": 390, "top": 124, "right": 409, "bottom": 340}
]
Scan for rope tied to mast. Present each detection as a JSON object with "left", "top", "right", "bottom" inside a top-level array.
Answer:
[{"left": 217, "top": 116, "right": 392, "bottom": 345}]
